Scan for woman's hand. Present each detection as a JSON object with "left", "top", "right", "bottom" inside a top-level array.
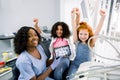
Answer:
[{"left": 50, "top": 57, "right": 62, "bottom": 70}]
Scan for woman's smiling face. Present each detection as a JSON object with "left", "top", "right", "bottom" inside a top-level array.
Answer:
[{"left": 27, "top": 29, "right": 39, "bottom": 47}]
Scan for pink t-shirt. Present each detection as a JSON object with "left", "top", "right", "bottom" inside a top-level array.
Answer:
[
  {"left": 53, "top": 38, "right": 68, "bottom": 48},
  {"left": 53, "top": 38, "right": 71, "bottom": 57}
]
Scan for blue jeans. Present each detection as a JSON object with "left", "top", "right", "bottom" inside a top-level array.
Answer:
[
  {"left": 53, "top": 57, "right": 70, "bottom": 80},
  {"left": 67, "top": 63, "right": 79, "bottom": 79},
  {"left": 67, "top": 60, "right": 90, "bottom": 79}
]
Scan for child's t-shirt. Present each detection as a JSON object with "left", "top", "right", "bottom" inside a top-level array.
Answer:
[{"left": 53, "top": 38, "right": 71, "bottom": 58}]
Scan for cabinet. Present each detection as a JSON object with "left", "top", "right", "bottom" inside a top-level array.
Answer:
[
  {"left": 0, "top": 35, "right": 16, "bottom": 61},
  {"left": 0, "top": 36, "right": 14, "bottom": 53},
  {"left": 0, "top": 35, "right": 16, "bottom": 80}
]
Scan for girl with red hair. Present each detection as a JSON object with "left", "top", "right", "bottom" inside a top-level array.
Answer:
[{"left": 67, "top": 8, "right": 106, "bottom": 79}]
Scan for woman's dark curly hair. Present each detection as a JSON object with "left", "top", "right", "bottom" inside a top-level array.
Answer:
[
  {"left": 51, "top": 21, "right": 71, "bottom": 38},
  {"left": 14, "top": 26, "right": 41, "bottom": 55}
]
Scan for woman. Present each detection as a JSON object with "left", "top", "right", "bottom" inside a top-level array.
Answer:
[{"left": 14, "top": 26, "right": 61, "bottom": 80}]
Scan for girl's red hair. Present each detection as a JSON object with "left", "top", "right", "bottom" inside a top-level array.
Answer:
[{"left": 77, "top": 22, "right": 94, "bottom": 44}]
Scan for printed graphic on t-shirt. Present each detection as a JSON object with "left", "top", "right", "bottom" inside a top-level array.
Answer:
[{"left": 54, "top": 45, "right": 71, "bottom": 58}]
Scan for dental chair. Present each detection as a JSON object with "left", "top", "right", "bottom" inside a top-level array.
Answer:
[{"left": 68, "top": 35, "right": 120, "bottom": 80}]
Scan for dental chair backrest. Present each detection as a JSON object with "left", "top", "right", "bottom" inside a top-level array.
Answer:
[{"left": 88, "top": 35, "right": 120, "bottom": 65}]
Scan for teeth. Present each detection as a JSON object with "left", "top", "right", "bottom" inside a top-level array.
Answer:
[{"left": 33, "top": 40, "right": 38, "bottom": 43}]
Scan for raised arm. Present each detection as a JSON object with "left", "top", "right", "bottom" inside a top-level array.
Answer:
[
  {"left": 91, "top": 9, "right": 106, "bottom": 46},
  {"left": 33, "top": 18, "right": 51, "bottom": 38},
  {"left": 71, "top": 8, "right": 80, "bottom": 43},
  {"left": 75, "top": 8, "right": 80, "bottom": 26},
  {"left": 94, "top": 9, "right": 106, "bottom": 36},
  {"left": 33, "top": 18, "right": 42, "bottom": 34}
]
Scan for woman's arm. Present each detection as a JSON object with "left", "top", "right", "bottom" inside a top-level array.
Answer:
[
  {"left": 30, "top": 67, "right": 53, "bottom": 80},
  {"left": 31, "top": 57, "right": 62, "bottom": 80}
]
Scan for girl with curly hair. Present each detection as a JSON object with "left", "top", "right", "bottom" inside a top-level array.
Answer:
[{"left": 34, "top": 19, "right": 75, "bottom": 80}]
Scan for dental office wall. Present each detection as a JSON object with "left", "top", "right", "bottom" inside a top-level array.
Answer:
[
  {"left": 60, "top": 0, "right": 81, "bottom": 31},
  {"left": 0, "top": 0, "right": 60, "bottom": 35},
  {"left": 0, "top": 0, "right": 120, "bottom": 64}
]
